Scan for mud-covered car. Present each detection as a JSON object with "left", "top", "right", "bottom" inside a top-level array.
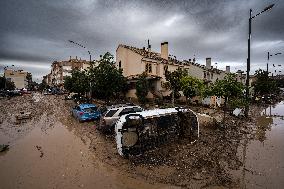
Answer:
[
  {"left": 71, "top": 104, "right": 101, "bottom": 122},
  {"left": 98, "top": 104, "right": 143, "bottom": 132},
  {"left": 115, "top": 108, "right": 199, "bottom": 157}
]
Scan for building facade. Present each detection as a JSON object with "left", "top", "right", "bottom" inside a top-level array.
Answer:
[
  {"left": 4, "top": 69, "right": 30, "bottom": 89},
  {"left": 116, "top": 42, "right": 230, "bottom": 99},
  {"left": 44, "top": 56, "right": 91, "bottom": 87}
]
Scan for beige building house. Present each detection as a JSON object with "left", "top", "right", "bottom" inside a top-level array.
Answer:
[
  {"left": 4, "top": 69, "right": 29, "bottom": 89},
  {"left": 44, "top": 56, "right": 91, "bottom": 87},
  {"left": 116, "top": 42, "right": 230, "bottom": 100}
]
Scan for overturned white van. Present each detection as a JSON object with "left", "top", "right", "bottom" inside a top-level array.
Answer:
[{"left": 115, "top": 108, "right": 199, "bottom": 157}]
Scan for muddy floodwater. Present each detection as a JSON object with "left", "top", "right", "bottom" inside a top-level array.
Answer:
[
  {"left": 0, "top": 94, "right": 284, "bottom": 189},
  {"left": 235, "top": 101, "right": 284, "bottom": 189}
]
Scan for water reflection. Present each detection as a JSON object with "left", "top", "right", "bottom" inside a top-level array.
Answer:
[
  {"left": 240, "top": 101, "right": 284, "bottom": 189},
  {"left": 255, "top": 116, "right": 273, "bottom": 142}
]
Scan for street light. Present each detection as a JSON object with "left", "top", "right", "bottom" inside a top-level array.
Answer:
[
  {"left": 267, "top": 52, "right": 282, "bottom": 74},
  {"left": 245, "top": 4, "right": 274, "bottom": 117},
  {"left": 68, "top": 40, "right": 92, "bottom": 62}
]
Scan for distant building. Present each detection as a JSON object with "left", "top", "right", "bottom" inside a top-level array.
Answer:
[
  {"left": 4, "top": 69, "right": 30, "bottom": 89},
  {"left": 116, "top": 42, "right": 230, "bottom": 100},
  {"left": 44, "top": 56, "right": 91, "bottom": 87}
]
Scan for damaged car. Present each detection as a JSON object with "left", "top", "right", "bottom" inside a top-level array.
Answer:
[{"left": 115, "top": 108, "right": 199, "bottom": 157}]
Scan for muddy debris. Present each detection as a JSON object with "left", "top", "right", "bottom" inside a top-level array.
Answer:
[
  {"left": 0, "top": 144, "right": 9, "bottom": 152},
  {"left": 0, "top": 93, "right": 273, "bottom": 188},
  {"left": 35, "top": 145, "right": 44, "bottom": 158}
]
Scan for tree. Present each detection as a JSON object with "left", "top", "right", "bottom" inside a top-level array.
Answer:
[
  {"left": 26, "top": 72, "right": 33, "bottom": 90},
  {"left": 136, "top": 72, "right": 149, "bottom": 104},
  {"left": 253, "top": 69, "right": 279, "bottom": 96},
  {"left": 180, "top": 75, "right": 205, "bottom": 99},
  {"left": 165, "top": 68, "right": 187, "bottom": 105},
  {"left": 38, "top": 79, "right": 49, "bottom": 91},
  {"left": 209, "top": 73, "right": 245, "bottom": 121},
  {"left": 0, "top": 76, "right": 15, "bottom": 90},
  {"left": 88, "top": 52, "right": 127, "bottom": 99},
  {"left": 64, "top": 70, "right": 90, "bottom": 95}
]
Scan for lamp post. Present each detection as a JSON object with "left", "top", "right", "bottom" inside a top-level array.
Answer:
[
  {"left": 267, "top": 52, "right": 282, "bottom": 74},
  {"left": 68, "top": 40, "right": 92, "bottom": 63},
  {"left": 245, "top": 4, "right": 274, "bottom": 117}
]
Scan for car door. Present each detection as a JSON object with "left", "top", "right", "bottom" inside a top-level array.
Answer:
[{"left": 73, "top": 106, "right": 80, "bottom": 118}]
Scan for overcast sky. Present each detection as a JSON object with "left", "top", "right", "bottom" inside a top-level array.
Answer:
[{"left": 0, "top": 0, "right": 283, "bottom": 82}]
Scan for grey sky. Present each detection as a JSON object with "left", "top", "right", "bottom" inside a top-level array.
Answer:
[{"left": 0, "top": 0, "right": 283, "bottom": 81}]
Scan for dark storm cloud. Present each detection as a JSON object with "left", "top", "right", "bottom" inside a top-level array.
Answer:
[{"left": 0, "top": 0, "right": 283, "bottom": 80}]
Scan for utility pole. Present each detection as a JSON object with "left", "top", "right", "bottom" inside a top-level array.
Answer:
[
  {"left": 244, "top": 4, "right": 274, "bottom": 118},
  {"left": 245, "top": 9, "right": 252, "bottom": 118},
  {"left": 267, "top": 52, "right": 270, "bottom": 73}
]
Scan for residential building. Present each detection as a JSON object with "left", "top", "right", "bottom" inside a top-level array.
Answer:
[
  {"left": 4, "top": 69, "right": 30, "bottom": 89},
  {"left": 116, "top": 42, "right": 230, "bottom": 100},
  {"left": 44, "top": 56, "right": 91, "bottom": 87}
]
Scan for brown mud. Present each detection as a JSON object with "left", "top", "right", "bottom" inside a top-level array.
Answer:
[{"left": 0, "top": 93, "right": 283, "bottom": 188}]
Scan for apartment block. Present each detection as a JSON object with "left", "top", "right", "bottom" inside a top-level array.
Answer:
[{"left": 116, "top": 42, "right": 230, "bottom": 99}]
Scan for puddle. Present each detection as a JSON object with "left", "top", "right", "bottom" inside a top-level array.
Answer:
[
  {"left": 236, "top": 101, "right": 284, "bottom": 189},
  {"left": 0, "top": 121, "right": 171, "bottom": 189}
]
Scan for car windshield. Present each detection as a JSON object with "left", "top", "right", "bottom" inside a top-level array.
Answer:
[{"left": 83, "top": 107, "right": 97, "bottom": 112}]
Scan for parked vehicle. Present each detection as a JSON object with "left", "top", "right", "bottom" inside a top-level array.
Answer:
[
  {"left": 71, "top": 104, "right": 101, "bottom": 122},
  {"left": 98, "top": 104, "right": 143, "bottom": 132},
  {"left": 115, "top": 108, "right": 199, "bottom": 157}
]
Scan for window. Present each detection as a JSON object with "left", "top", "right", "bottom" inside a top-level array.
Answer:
[
  {"left": 145, "top": 63, "right": 152, "bottom": 73},
  {"left": 83, "top": 107, "right": 97, "bottom": 112},
  {"left": 119, "top": 61, "right": 121, "bottom": 68},
  {"left": 203, "top": 72, "right": 206, "bottom": 79},
  {"left": 163, "top": 65, "right": 168, "bottom": 74},
  {"left": 211, "top": 73, "right": 213, "bottom": 79},
  {"left": 119, "top": 108, "right": 135, "bottom": 116},
  {"left": 105, "top": 109, "right": 118, "bottom": 117}
]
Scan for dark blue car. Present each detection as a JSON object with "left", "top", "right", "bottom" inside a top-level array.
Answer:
[{"left": 72, "top": 104, "right": 101, "bottom": 122}]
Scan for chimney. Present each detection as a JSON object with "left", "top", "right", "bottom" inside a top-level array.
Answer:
[
  {"left": 161, "top": 42, "right": 168, "bottom": 60},
  {"left": 76, "top": 56, "right": 77, "bottom": 60},
  {"left": 70, "top": 56, "right": 71, "bottom": 60},
  {"left": 147, "top": 39, "right": 151, "bottom": 51},
  {"left": 206, "top": 58, "right": 211, "bottom": 69},
  {"left": 226, "top": 66, "right": 230, "bottom": 73}
]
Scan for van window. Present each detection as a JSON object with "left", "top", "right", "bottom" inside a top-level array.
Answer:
[
  {"left": 105, "top": 109, "right": 118, "bottom": 117},
  {"left": 119, "top": 108, "right": 135, "bottom": 116}
]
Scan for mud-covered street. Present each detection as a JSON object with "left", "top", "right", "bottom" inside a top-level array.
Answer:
[{"left": 0, "top": 93, "right": 283, "bottom": 189}]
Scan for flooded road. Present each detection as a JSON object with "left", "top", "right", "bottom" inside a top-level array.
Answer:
[
  {"left": 1, "top": 94, "right": 284, "bottom": 188},
  {"left": 0, "top": 95, "right": 174, "bottom": 189},
  {"left": 0, "top": 121, "right": 173, "bottom": 189},
  {"left": 237, "top": 101, "right": 284, "bottom": 189}
]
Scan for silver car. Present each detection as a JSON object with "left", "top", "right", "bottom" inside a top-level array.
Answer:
[{"left": 98, "top": 104, "right": 143, "bottom": 133}]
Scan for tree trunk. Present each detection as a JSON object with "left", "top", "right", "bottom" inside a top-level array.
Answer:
[
  {"left": 223, "top": 97, "right": 227, "bottom": 123},
  {"left": 172, "top": 89, "right": 175, "bottom": 106}
]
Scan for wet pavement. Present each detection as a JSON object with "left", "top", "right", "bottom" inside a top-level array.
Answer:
[{"left": 0, "top": 94, "right": 284, "bottom": 188}]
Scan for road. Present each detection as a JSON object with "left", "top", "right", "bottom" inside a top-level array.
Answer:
[{"left": 0, "top": 93, "right": 283, "bottom": 188}]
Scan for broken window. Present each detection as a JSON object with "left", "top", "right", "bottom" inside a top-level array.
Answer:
[{"left": 119, "top": 61, "right": 121, "bottom": 68}]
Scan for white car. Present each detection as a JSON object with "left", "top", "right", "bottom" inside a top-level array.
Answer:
[{"left": 115, "top": 108, "right": 199, "bottom": 157}]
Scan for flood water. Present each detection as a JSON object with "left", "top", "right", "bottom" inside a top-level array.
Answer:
[
  {"left": 1, "top": 97, "right": 284, "bottom": 189},
  {"left": 237, "top": 101, "right": 284, "bottom": 189},
  {"left": 0, "top": 121, "right": 171, "bottom": 189}
]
